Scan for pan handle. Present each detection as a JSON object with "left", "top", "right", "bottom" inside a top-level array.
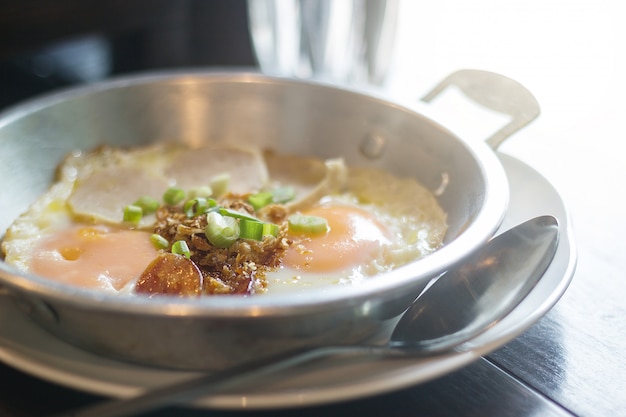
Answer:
[{"left": 421, "top": 69, "right": 540, "bottom": 150}]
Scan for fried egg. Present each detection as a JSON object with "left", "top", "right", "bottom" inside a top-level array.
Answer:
[
  {"left": 1, "top": 144, "right": 447, "bottom": 295},
  {"left": 29, "top": 225, "right": 158, "bottom": 291},
  {"left": 262, "top": 202, "right": 388, "bottom": 292}
]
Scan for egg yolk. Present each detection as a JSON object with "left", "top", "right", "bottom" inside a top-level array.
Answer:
[
  {"left": 283, "top": 204, "right": 391, "bottom": 273},
  {"left": 29, "top": 225, "right": 158, "bottom": 291}
]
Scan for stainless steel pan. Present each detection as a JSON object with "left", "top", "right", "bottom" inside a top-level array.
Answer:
[{"left": 0, "top": 69, "right": 539, "bottom": 370}]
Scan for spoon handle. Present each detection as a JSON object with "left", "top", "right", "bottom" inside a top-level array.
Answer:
[{"left": 50, "top": 345, "right": 384, "bottom": 417}]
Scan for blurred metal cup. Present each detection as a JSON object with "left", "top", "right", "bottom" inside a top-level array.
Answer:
[{"left": 247, "top": 0, "right": 399, "bottom": 86}]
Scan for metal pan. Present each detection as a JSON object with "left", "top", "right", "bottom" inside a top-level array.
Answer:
[{"left": 0, "top": 69, "right": 539, "bottom": 370}]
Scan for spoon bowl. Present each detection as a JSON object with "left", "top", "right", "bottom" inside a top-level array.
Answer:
[
  {"left": 391, "top": 214, "right": 560, "bottom": 352},
  {"left": 53, "top": 215, "right": 559, "bottom": 417}
]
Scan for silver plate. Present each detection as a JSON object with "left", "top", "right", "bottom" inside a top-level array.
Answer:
[{"left": 0, "top": 153, "right": 576, "bottom": 410}]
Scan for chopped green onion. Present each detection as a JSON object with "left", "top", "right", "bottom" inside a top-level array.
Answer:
[
  {"left": 239, "top": 219, "right": 264, "bottom": 240},
  {"left": 248, "top": 187, "right": 296, "bottom": 211},
  {"left": 150, "top": 234, "right": 169, "bottom": 250},
  {"left": 205, "top": 212, "right": 240, "bottom": 248},
  {"left": 262, "top": 222, "right": 280, "bottom": 237},
  {"left": 187, "top": 185, "right": 213, "bottom": 199},
  {"left": 210, "top": 173, "right": 230, "bottom": 197},
  {"left": 123, "top": 204, "right": 143, "bottom": 224},
  {"left": 171, "top": 240, "right": 191, "bottom": 258},
  {"left": 271, "top": 186, "right": 295, "bottom": 204},
  {"left": 239, "top": 219, "right": 280, "bottom": 241},
  {"left": 248, "top": 191, "right": 273, "bottom": 211},
  {"left": 133, "top": 196, "right": 159, "bottom": 215},
  {"left": 163, "top": 187, "right": 185, "bottom": 206},
  {"left": 183, "top": 197, "right": 209, "bottom": 218},
  {"left": 198, "top": 198, "right": 218, "bottom": 211},
  {"left": 288, "top": 214, "right": 329, "bottom": 235},
  {"left": 218, "top": 207, "right": 260, "bottom": 222}
]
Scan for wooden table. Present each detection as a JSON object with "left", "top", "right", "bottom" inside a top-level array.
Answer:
[{"left": 1, "top": 1, "right": 625, "bottom": 416}]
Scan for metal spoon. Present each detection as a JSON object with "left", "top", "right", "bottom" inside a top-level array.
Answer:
[{"left": 54, "top": 215, "right": 559, "bottom": 417}]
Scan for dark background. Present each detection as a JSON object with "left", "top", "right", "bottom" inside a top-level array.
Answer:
[{"left": 0, "top": 0, "right": 257, "bottom": 111}]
